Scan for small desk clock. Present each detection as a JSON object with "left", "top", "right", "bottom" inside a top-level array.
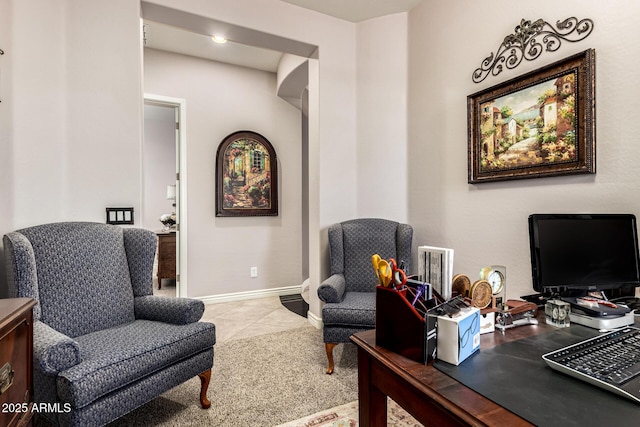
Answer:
[{"left": 480, "top": 265, "right": 506, "bottom": 309}]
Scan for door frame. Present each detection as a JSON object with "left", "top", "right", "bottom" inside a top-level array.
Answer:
[{"left": 144, "top": 93, "right": 188, "bottom": 297}]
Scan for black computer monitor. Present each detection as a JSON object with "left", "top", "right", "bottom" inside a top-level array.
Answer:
[{"left": 528, "top": 213, "right": 640, "bottom": 296}]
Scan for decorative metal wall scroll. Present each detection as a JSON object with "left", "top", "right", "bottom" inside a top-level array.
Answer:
[{"left": 472, "top": 17, "right": 594, "bottom": 84}]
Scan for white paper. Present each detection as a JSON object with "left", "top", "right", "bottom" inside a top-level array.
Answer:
[{"left": 417, "top": 245, "right": 454, "bottom": 300}]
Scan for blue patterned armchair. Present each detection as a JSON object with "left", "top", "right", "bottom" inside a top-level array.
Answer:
[
  {"left": 3, "top": 222, "right": 216, "bottom": 426},
  {"left": 318, "top": 218, "right": 413, "bottom": 374}
]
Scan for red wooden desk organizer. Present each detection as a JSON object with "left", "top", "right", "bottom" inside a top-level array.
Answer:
[{"left": 375, "top": 286, "right": 427, "bottom": 363}]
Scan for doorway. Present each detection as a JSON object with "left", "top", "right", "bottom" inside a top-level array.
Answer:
[{"left": 143, "top": 94, "right": 187, "bottom": 297}]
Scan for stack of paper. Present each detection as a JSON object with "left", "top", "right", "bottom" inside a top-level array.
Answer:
[{"left": 417, "top": 246, "right": 454, "bottom": 300}]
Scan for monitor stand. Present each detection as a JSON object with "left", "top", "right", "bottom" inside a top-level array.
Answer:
[{"left": 569, "top": 311, "right": 635, "bottom": 330}]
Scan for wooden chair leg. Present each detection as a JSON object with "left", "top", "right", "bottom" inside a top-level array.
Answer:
[
  {"left": 325, "top": 343, "right": 337, "bottom": 375},
  {"left": 198, "top": 369, "right": 212, "bottom": 409}
]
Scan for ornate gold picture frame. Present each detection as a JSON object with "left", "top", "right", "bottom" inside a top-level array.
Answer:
[{"left": 468, "top": 49, "right": 595, "bottom": 183}]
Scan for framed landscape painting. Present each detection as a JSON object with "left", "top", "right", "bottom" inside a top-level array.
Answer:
[
  {"left": 215, "top": 130, "right": 278, "bottom": 217},
  {"left": 467, "top": 49, "right": 595, "bottom": 183}
]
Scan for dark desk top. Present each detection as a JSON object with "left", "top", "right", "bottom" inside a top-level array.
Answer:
[
  {"left": 353, "top": 313, "right": 640, "bottom": 426},
  {"left": 434, "top": 316, "right": 640, "bottom": 426}
]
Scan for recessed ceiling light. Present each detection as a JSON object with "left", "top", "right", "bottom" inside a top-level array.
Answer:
[{"left": 211, "top": 35, "right": 227, "bottom": 44}]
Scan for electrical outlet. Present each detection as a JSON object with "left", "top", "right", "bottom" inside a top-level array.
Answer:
[{"left": 250, "top": 267, "right": 258, "bottom": 278}]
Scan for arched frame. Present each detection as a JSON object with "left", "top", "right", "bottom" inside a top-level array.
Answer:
[{"left": 215, "top": 130, "right": 278, "bottom": 217}]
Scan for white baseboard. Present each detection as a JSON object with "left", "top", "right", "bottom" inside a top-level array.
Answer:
[
  {"left": 197, "top": 284, "right": 304, "bottom": 305},
  {"left": 307, "top": 310, "right": 323, "bottom": 329}
]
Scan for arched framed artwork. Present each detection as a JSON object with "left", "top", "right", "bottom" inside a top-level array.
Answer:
[{"left": 215, "top": 130, "right": 278, "bottom": 217}]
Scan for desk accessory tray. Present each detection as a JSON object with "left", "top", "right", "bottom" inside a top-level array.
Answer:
[{"left": 376, "top": 286, "right": 428, "bottom": 363}]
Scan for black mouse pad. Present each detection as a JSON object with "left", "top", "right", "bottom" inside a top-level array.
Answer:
[{"left": 434, "top": 326, "right": 640, "bottom": 426}]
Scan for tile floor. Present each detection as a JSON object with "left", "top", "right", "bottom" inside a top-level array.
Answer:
[{"left": 154, "top": 280, "right": 311, "bottom": 343}]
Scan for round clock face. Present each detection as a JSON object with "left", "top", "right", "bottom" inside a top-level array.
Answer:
[
  {"left": 487, "top": 270, "right": 505, "bottom": 295},
  {"left": 470, "top": 280, "right": 492, "bottom": 309}
]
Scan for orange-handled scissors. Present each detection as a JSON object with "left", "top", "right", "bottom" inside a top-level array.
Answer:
[{"left": 388, "top": 258, "right": 407, "bottom": 288}]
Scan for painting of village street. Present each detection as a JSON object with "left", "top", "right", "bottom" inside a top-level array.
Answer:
[
  {"left": 216, "top": 131, "right": 278, "bottom": 217},
  {"left": 479, "top": 71, "right": 577, "bottom": 173}
]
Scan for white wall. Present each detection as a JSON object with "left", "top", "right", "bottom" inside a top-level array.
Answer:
[
  {"left": 407, "top": 0, "right": 640, "bottom": 299},
  {"left": 1, "top": 0, "right": 143, "bottom": 230},
  {"left": 0, "top": 0, "right": 14, "bottom": 234},
  {"left": 0, "top": 0, "right": 144, "bottom": 297},
  {"left": 356, "top": 13, "right": 409, "bottom": 224},
  {"left": 144, "top": 48, "right": 303, "bottom": 298},
  {"left": 0, "top": 0, "right": 14, "bottom": 297}
]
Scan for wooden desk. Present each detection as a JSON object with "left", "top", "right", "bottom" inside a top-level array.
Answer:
[
  {"left": 156, "top": 231, "right": 176, "bottom": 289},
  {"left": 0, "top": 298, "right": 36, "bottom": 427},
  {"left": 351, "top": 320, "right": 553, "bottom": 426}
]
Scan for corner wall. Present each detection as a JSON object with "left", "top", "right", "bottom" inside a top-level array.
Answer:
[
  {"left": 2, "top": 0, "right": 143, "bottom": 229},
  {"left": 408, "top": 0, "right": 640, "bottom": 298},
  {"left": 356, "top": 13, "right": 409, "bottom": 223},
  {"left": 0, "top": 0, "right": 144, "bottom": 296}
]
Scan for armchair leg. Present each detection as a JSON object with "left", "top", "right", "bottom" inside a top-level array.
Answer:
[
  {"left": 198, "top": 369, "right": 212, "bottom": 409},
  {"left": 325, "top": 343, "right": 337, "bottom": 375}
]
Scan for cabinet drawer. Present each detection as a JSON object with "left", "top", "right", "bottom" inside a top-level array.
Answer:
[
  {"left": 159, "top": 233, "right": 176, "bottom": 245},
  {"left": 159, "top": 244, "right": 176, "bottom": 257},
  {"left": 160, "top": 258, "right": 177, "bottom": 271},
  {"left": 0, "top": 299, "right": 35, "bottom": 427},
  {"left": 157, "top": 233, "right": 177, "bottom": 281}
]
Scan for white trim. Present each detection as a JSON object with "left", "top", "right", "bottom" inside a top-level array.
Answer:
[
  {"left": 197, "top": 285, "right": 304, "bottom": 305},
  {"left": 306, "top": 310, "right": 323, "bottom": 329}
]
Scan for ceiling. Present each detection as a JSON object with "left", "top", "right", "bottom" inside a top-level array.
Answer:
[
  {"left": 143, "top": 0, "right": 423, "bottom": 73},
  {"left": 280, "top": 0, "right": 423, "bottom": 23},
  {"left": 143, "top": 20, "right": 284, "bottom": 73}
]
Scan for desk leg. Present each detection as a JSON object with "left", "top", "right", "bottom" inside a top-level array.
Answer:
[{"left": 357, "top": 346, "right": 387, "bottom": 426}]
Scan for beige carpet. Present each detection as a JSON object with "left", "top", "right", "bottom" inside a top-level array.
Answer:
[
  {"left": 36, "top": 325, "right": 422, "bottom": 426},
  {"left": 109, "top": 326, "right": 359, "bottom": 426}
]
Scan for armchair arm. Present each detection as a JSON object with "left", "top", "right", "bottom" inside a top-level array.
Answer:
[
  {"left": 318, "top": 274, "right": 346, "bottom": 303},
  {"left": 134, "top": 295, "right": 204, "bottom": 324},
  {"left": 33, "top": 321, "right": 82, "bottom": 375}
]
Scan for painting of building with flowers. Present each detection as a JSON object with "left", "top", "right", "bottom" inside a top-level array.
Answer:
[
  {"left": 479, "top": 72, "right": 576, "bottom": 173},
  {"left": 468, "top": 49, "right": 595, "bottom": 184},
  {"left": 216, "top": 131, "right": 278, "bottom": 217}
]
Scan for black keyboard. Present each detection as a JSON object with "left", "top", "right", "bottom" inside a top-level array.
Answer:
[{"left": 542, "top": 327, "right": 640, "bottom": 404}]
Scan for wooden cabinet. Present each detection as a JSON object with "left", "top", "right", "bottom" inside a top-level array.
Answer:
[
  {"left": 157, "top": 231, "right": 176, "bottom": 289},
  {"left": 0, "top": 298, "right": 36, "bottom": 427}
]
